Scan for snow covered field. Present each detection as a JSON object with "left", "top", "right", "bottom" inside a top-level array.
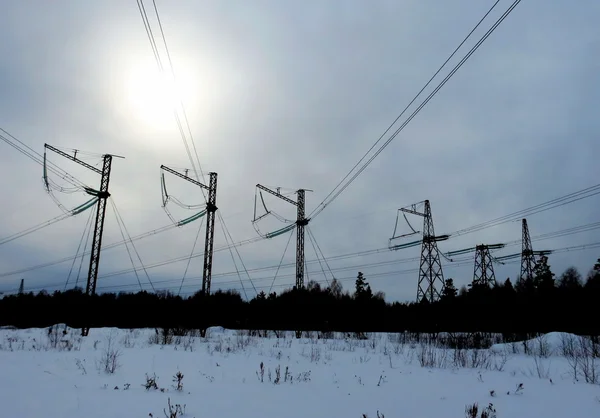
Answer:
[{"left": 0, "top": 326, "right": 598, "bottom": 417}]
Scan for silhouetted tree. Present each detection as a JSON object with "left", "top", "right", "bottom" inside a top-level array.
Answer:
[
  {"left": 585, "top": 258, "right": 600, "bottom": 292},
  {"left": 354, "top": 272, "right": 372, "bottom": 300},
  {"left": 328, "top": 278, "right": 343, "bottom": 299},
  {"left": 1, "top": 257, "right": 599, "bottom": 336},
  {"left": 557, "top": 266, "right": 582, "bottom": 290},
  {"left": 534, "top": 255, "right": 555, "bottom": 295},
  {"left": 306, "top": 280, "right": 322, "bottom": 292},
  {"left": 440, "top": 279, "right": 457, "bottom": 302},
  {"left": 373, "top": 291, "right": 386, "bottom": 301}
]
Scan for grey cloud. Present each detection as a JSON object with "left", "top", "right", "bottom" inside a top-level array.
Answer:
[{"left": 1, "top": 0, "right": 599, "bottom": 302}]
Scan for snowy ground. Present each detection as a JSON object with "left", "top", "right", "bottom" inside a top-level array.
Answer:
[{"left": 0, "top": 326, "right": 598, "bottom": 417}]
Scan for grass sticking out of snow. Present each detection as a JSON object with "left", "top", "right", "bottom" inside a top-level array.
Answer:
[{"left": 0, "top": 326, "right": 598, "bottom": 417}]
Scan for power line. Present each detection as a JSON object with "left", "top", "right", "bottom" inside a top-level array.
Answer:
[
  {"left": 74, "top": 209, "right": 95, "bottom": 290},
  {"left": 11, "top": 222, "right": 600, "bottom": 296},
  {"left": 2, "top": 182, "right": 599, "bottom": 284},
  {"left": 110, "top": 199, "right": 156, "bottom": 292},
  {"left": 0, "top": 196, "right": 99, "bottom": 247},
  {"left": 0, "top": 212, "right": 72, "bottom": 246},
  {"left": 447, "top": 183, "right": 600, "bottom": 237},
  {"left": 4, "top": 212, "right": 594, "bottom": 294},
  {"left": 84, "top": 241, "right": 600, "bottom": 295},
  {"left": 267, "top": 227, "right": 295, "bottom": 294},
  {"left": 0, "top": 223, "right": 179, "bottom": 279},
  {"left": 0, "top": 128, "right": 88, "bottom": 189},
  {"left": 306, "top": 227, "right": 330, "bottom": 286},
  {"left": 64, "top": 205, "right": 96, "bottom": 290},
  {"left": 307, "top": 226, "right": 334, "bottom": 285},
  {"left": 178, "top": 217, "right": 205, "bottom": 296},
  {"left": 7, "top": 256, "right": 524, "bottom": 297},
  {"left": 138, "top": 0, "right": 256, "bottom": 298},
  {"left": 310, "top": 0, "right": 522, "bottom": 220},
  {"left": 110, "top": 199, "right": 144, "bottom": 291}
]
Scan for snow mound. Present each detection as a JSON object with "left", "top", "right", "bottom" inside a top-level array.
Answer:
[{"left": 491, "top": 332, "right": 580, "bottom": 356}]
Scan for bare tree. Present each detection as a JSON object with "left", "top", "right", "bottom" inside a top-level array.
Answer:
[{"left": 328, "top": 278, "right": 343, "bottom": 298}]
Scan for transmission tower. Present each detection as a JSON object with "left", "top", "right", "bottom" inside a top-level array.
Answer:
[
  {"left": 395, "top": 200, "right": 448, "bottom": 303},
  {"left": 160, "top": 166, "right": 218, "bottom": 295},
  {"left": 44, "top": 144, "right": 123, "bottom": 336},
  {"left": 18, "top": 279, "right": 24, "bottom": 295},
  {"left": 520, "top": 218, "right": 536, "bottom": 281},
  {"left": 473, "top": 244, "right": 503, "bottom": 287},
  {"left": 255, "top": 185, "right": 309, "bottom": 289}
]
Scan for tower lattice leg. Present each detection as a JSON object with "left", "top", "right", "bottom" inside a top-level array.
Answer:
[{"left": 417, "top": 200, "right": 445, "bottom": 303}]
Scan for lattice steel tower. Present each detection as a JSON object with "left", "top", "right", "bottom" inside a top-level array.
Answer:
[
  {"left": 254, "top": 185, "right": 308, "bottom": 289},
  {"left": 473, "top": 244, "right": 498, "bottom": 287},
  {"left": 44, "top": 144, "right": 122, "bottom": 337},
  {"left": 393, "top": 200, "right": 448, "bottom": 303},
  {"left": 520, "top": 218, "right": 536, "bottom": 281},
  {"left": 160, "top": 166, "right": 218, "bottom": 296}
]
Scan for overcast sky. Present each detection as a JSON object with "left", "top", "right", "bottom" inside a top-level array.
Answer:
[{"left": 1, "top": 0, "right": 599, "bottom": 302}]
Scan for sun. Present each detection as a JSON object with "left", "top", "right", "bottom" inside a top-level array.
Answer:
[{"left": 122, "top": 60, "right": 198, "bottom": 135}]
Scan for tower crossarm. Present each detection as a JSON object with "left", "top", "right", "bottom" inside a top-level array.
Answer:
[
  {"left": 256, "top": 184, "right": 298, "bottom": 207},
  {"left": 45, "top": 144, "right": 102, "bottom": 175},
  {"left": 399, "top": 207, "right": 425, "bottom": 217},
  {"left": 161, "top": 165, "right": 210, "bottom": 191}
]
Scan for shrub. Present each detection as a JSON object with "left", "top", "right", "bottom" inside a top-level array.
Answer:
[
  {"left": 143, "top": 373, "right": 159, "bottom": 391},
  {"left": 96, "top": 331, "right": 121, "bottom": 374},
  {"left": 172, "top": 371, "right": 184, "bottom": 391},
  {"left": 163, "top": 398, "right": 186, "bottom": 418}
]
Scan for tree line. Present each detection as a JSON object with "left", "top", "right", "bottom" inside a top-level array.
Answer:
[{"left": 1, "top": 257, "right": 598, "bottom": 337}]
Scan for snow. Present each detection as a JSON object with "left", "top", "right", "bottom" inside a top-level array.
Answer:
[{"left": 0, "top": 327, "right": 598, "bottom": 417}]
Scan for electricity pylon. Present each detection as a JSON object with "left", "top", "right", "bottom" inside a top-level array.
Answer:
[
  {"left": 160, "top": 166, "right": 218, "bottom": 296},
  {"left": 519, "top": 218, "right": 552, "bottom": 281},
  {"left": 520, "top": 218, "right": 536, "bottom": 281},
  {"left": 396, "top": 200, "right": 448, "bottom": 303},
  {"left": 44, "top": 144, "right": 123, "bottom": 336},
  {"left": 473, "top": 244, "right": 504, "bottom": 287},
  {"left": 255, "top": 185, "right": 309, "bottom": 289}
]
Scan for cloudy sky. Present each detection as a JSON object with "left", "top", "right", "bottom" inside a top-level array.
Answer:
[{"left": 0, "top": 0, "right": 599, "bottom": 302}]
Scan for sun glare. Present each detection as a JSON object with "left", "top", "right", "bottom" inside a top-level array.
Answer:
[{"left": 123, "top": 61, "right": 198, "bottom": 135}]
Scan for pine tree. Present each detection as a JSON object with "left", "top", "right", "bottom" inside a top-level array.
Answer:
[
  {"left": 355, "top": 272, "right": 366, "bottom": 296},
  {"left": 354, "top": 272, "right": 373, "bottom": 301},
  {"left": 533, "top": 255, "right": 555, "bottom": 294},
  {"left": 584, "top": 258, "right": 600, "bottom": 292}
]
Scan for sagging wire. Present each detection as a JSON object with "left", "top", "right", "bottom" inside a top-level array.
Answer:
[
  {"left": 160, "top": 170, "right": 207, "bottom": 226},
  {"left": 252, "top": 187, "right": 296, "bottom": 239},
  {"left": 64, "top": 203, "right": 96, "bottom": 291},
  {"left": 0, "top": 197, "right": 98, "bottom": 247},
  {"left": 268, "top": 227, "right": 295, "bottom": 294},
  {"left": 74, "top": 209, "right": 95, "bottom": 290},
  {"left": 389, "top": 209, "right": 421, "bottom": 247},
  {"left": 306, "top": 227, "right": 332, "bottom": 286},
  {"left": 111, "top": 198, "right": 156, "bottom": 292},
  {"left": 178, "top": 216, "right": 205, "bottom": 296},
  {"left": 111, "top": 200, "right": 144, "bottom": 291},
  {"left": 42, "top": 150, "right": 94, "bottom": 216},
  {"left": 218, "top": 217, "right": 249, "bottom": 301},
  {"left": 217, "top": 212, "right": 258, "bottom": 298}
]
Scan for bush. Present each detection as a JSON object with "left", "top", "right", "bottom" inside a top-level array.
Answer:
[
  {"left": 172, "top": 371, "right": 184, "bottom": 391},
  {"left": 465, "top": 403, "right": 496, "bottom": 418},
  {"left": 143, "top": 373, "right": 159, "bottom": 391},
  {"left": 96, "top": 331, "right": 121, "bottom": 374}
]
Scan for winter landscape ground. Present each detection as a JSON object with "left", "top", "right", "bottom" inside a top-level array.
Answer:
[{"left": 0, "top": 326, "right": 598, "bottom": 418}]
